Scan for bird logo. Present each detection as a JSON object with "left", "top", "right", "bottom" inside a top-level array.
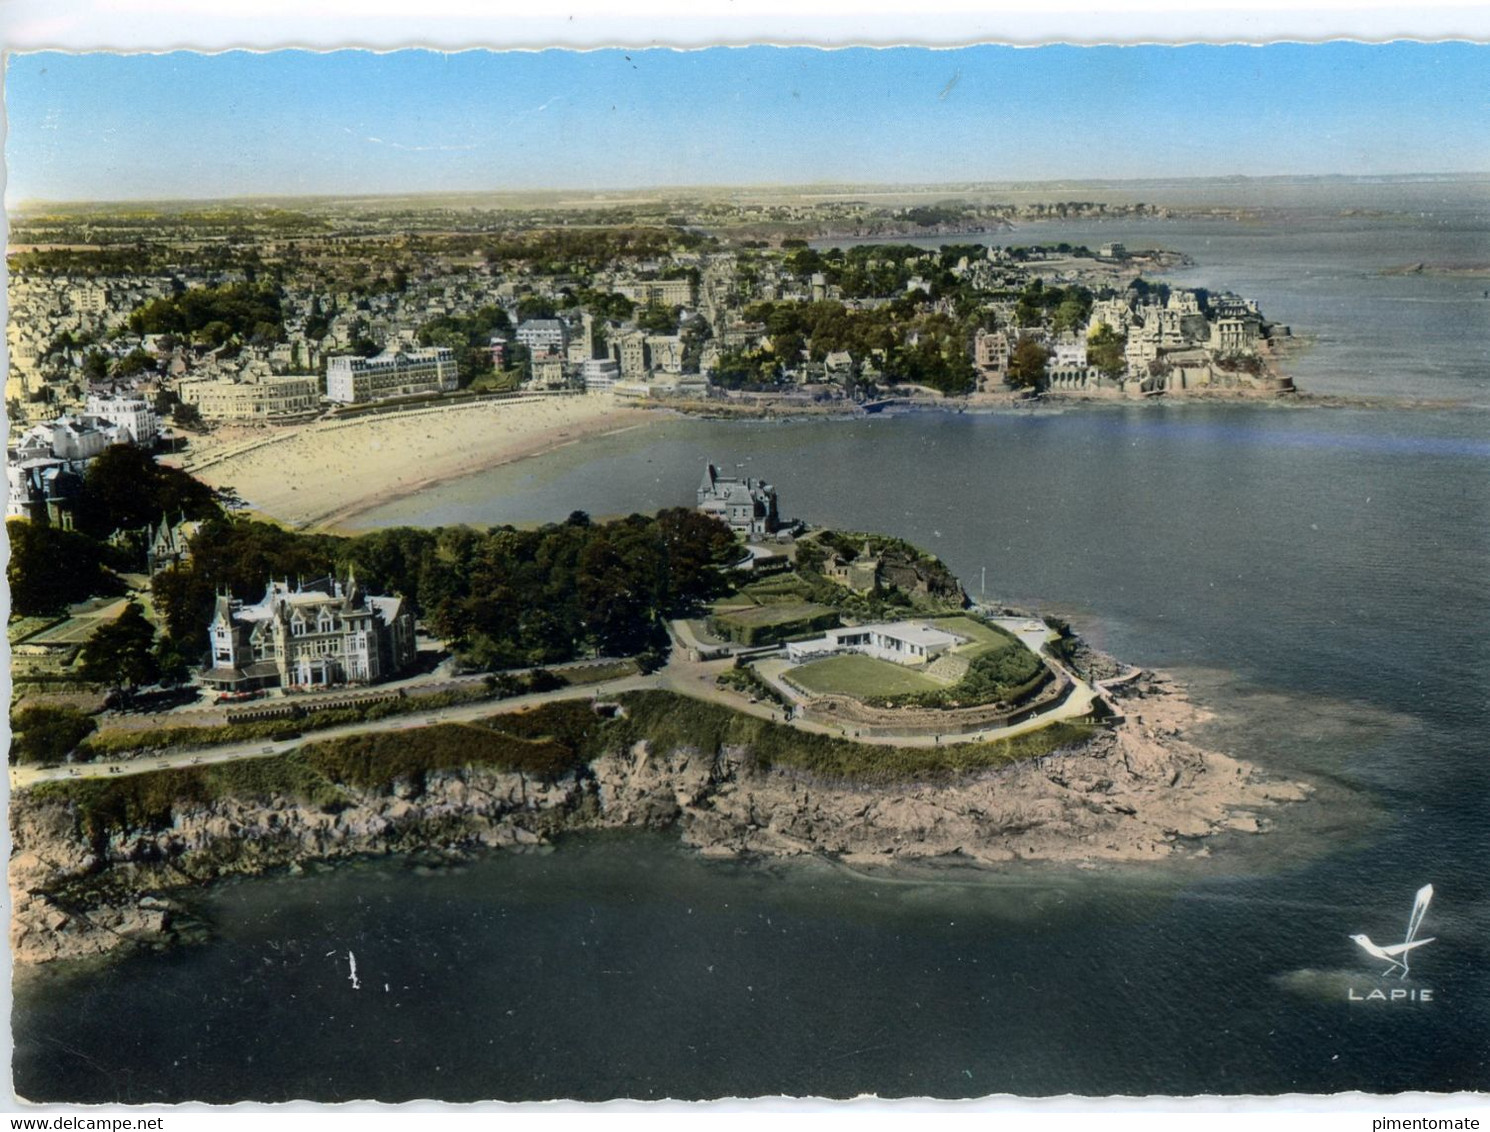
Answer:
[{"left": 1351, "top": 884, "right": 1435, "bottom": 979}]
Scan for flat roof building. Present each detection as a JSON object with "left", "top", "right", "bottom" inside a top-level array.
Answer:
[
  {"left": 786, "top": 620, "right": 967, "bottom": 666},
  {"left": 179, "top": 374, "right": 320, "bottom": 420},
  {"left": 326, "top": 347, "right": 457, "bottom": 404}
]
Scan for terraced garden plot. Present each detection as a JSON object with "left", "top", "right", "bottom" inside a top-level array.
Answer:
[
  {"left": 708, "top": 601, "right": 840, "bottom": 646},
  {"left": 927, "top": 615, "right": 1025, "bottom": 658}
]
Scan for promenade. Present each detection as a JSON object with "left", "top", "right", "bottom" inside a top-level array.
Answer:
[{"left": 10, "top": 635, "right": 1110, "bottom": 793}]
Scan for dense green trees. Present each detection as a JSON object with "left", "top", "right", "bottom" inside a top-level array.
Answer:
[
  {"left": 739, "top": 299, "right": 972, "bottom": 394},
  {"left": 417, "top": 509, "right": 737, "bottom": 667},
  {"left": 635, "top": 302, "right": 681, "bottom": 334},
  {"left": 147, "top": 506, "right": 738, "bottom": 671},
  {"left": 710, "top": 347, "right": 783, "bottom": 390},
  {"left": 890, "top": 314, "right": 976, "bottom": 395},
  {"left": 6, "top": 520, "right": 122, "bottom": 616},
  {"left": 416, "top": 305, "right": 512, "bottom": 385},
  {"left": 1007, "top": 335, "right": 1050, "bottom": 390},
  {"left": 9, "top": 705, "right": 97, "bottom": 766},
  {"left": 74, "top": 444, "right": 222, "bottom": 540},
  {"left": 111, "top": 347, "right": 156, "bottom": 379},
  {"left": 1087, "top": 322, "right": 1127, "bottom": 379},
  {"left": 1015, "top": 279, "right": 1093, "bottom": 331},
  {"left": 560, "top": 288, "right": 634, "bottom": 322},
  {"left": 78, "top": 602, "right": 160, "bottom": 697},
  {"left": 515, "top": 295, "right": 557, "bottom": 321},
  {"left": 172, "top": 401, "right": 204, "bottom": 430},
  {"left": 127, "top": 282, "right": 285, "bottom": 346},
  {"left": 479, "top": 228, "right": 708, "bottom": 273}
]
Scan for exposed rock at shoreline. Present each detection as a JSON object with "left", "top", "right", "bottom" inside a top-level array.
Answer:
[{"left": 9, "top": 672, "right": 1311, "bottom": 970}]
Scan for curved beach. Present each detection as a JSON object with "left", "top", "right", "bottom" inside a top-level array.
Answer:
[{"left": 175, "top": 394, "right": 653, "bottom": 531}]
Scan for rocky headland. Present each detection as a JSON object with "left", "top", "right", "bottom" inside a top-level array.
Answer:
[{"left": 10, "top": 674, "right": 1312, "bottom": 969}]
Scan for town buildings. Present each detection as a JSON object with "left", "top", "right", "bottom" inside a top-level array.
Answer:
[
  {"left": 5, "top": 459, "right": 84, "bottom": 525},
  {"left": 179, "top": 373, "right": 320, "bottom": 420},
  {"left": 146, "top": 513, "right": 203, "bottom": 575},
  {"left": 514, "top": 318, "right": 568, "bottom": 356},
  {"left": 325, "top": 347, "right": 458, "bottom": 403},
  {"left": 580, "top": 358, "right": 621, "bottom": 392},
  {"left": 974, "top": 328, "right": 1011, "bottom": 384},
  {"left": 202, "top": 572, "right": 417, "bottom": 692},
  {"left": 615, "top": 276, "right": 697, "bottom": 309},
  {"left": 83, "top": 393, "right": 160, "bottom": 446},
  {"left": 3, "top": 206, "right": 1289, "bottom": 433},
  {"left": 14, "top": 415, "right": 119, "bottom": 462}
]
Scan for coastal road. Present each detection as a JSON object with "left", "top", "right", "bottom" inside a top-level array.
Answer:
[
  {"left": 11, "top": 647, "right": 1105, "bottom": 792},
  {"left": 9, "top": 673, "right": 665, "bottom": 792}
]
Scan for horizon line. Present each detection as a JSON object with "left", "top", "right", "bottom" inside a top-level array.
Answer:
[{"left": 12, "top": 169, "right": 1490, "bottom": 213}]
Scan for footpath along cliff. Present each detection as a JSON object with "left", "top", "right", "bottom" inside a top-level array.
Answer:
[{"left": 10, "top": 676, "right": 1311, "bottom": 968}]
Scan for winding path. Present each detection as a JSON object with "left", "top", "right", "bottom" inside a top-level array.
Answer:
[{"left": 11, "top": 640, "right": 1106, "bottom": 793}]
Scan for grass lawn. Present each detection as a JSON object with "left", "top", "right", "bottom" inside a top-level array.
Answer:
[
  {"left": 740, "top": 574, "right": 816, "bottom": 603},
  {"left": 714, "top": 601, "right": 836, "bottom": 629},
  {"left": 788, "top": 653, "right": 943, "bottom": 697},
  {"left": 709, "top": 600, "right": 840, "bottom": 646},
  {"left": 929, "top": 615, "right": 1023, "bottom": 659}
]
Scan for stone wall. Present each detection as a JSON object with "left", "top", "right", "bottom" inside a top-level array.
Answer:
[{"left": 796, "top": 670, "right": 1073, "bottom": 738}]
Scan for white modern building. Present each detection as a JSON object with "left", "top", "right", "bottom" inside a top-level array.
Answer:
[
  {"left": 786, "top": 620, "right": 967, "bottom": 666},
  {"left": 325, "top": 347, "right": 458, "bottom": 403},
  {"left": 515, "top": 319, "right": 568, "bottom": 356},
  {"left": 84, "top": 393, "right": 160, "bottom": 446},
  {"left": 581, "top": 358, "right": 621, "bottom": 393},
  {"left": 14, "top": 415, "right": 118, "bottom": 461}
]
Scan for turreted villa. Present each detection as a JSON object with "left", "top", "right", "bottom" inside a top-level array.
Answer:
[
  {"left": 697, "top": 462, "right": 781, "bottom": 535},
  {"left": 200, "top": 571, "right": 416, "bottom": 693}
]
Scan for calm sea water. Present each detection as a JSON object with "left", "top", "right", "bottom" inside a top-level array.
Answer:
[{"left": 13, "top": 210, "right": 1490, "bottom": 1102}]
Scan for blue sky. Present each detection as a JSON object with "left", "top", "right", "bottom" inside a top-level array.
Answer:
[{"left": 5, "top": 43, "right": 1489, "bottom": 204}]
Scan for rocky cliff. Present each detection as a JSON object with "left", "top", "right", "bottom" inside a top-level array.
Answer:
[{"left": 9, "top": 676, "right": 1310, "bottom": 968}]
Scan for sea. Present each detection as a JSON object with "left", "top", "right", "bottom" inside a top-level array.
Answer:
[{"left": 12, "top": 184, "right": 1490, "bottom": 1103}]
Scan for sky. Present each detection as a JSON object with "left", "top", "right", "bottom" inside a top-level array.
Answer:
[{"left": 5, "top": 42, "right": 1490, "bottom": 205}]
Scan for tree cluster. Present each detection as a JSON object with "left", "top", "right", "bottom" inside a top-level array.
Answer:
[
  {"left": 1086, "top": 322, "right": 1127, "bottom": 379},
  {"left": 479, "top": 227, "right": 711, "bottom": 273},
  {"left": 6, "top": 519, "right": 122, "bottom": 616},
  {"left": 1014, "top": 278, "right": 1093, "bottom": 332},
  {"left": 127, "top": 282, "right": 285, "bottom": 348},
  {"left": 416, "top": 304, "right": 513, "bottom": 385},
  {"left": 149, "top": 506, "right": 740, "bottom": 674},
  {"left": 741, "top": 299, "right": 974, "bottom": 395},
  {"left": 417, "top": 509, "right": 738, "bottom": 668},
  {"left": 74, "top": 444, "right": 223, "bottom": 541}
]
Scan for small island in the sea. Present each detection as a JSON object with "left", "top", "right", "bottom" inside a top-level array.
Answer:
[{"left": 8, "top": 458, "right": 1312, "bottom": 967}]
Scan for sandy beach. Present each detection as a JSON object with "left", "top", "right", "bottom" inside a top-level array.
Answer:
[{"left": 174, "top": 394, "right": 655, "bottom": 531}]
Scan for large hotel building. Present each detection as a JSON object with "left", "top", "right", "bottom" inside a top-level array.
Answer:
[
  {"left": 326, "top": 347, "right": 459, "bottom": 404},
  {"left": 179, "top": 373, "right": 320, "bottom": 420}
]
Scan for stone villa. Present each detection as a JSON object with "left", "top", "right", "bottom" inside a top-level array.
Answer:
[
  {"left": 697, "top": 462, "right": 782, "bottom": 536},
  {"left": 201, "top": 571, "right": 416, "bottom": 692}
]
